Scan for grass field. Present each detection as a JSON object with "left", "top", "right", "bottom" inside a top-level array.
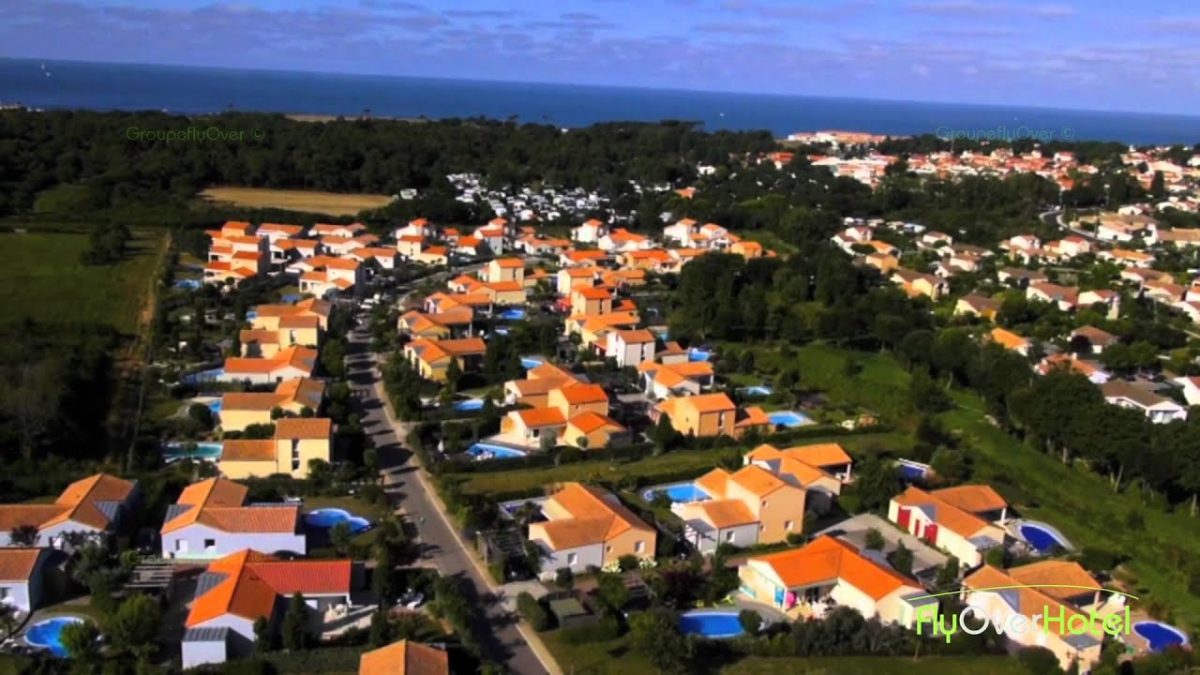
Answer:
[
  {"left": 0, "top": 229, "right": 164, "bottom": 333},
  {"left": 540, "top": 632, "right": 1025, "bottom": 675},
  {"left": 199, "top": 186, "right": 395, "bottom": 216}
]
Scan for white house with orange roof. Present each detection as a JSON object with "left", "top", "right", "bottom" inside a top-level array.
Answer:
[
  {"left": 255, "top": 223, "right": 304, "bottom": 243},
  {"left": 571, "top": 218, "right": 607, "bottom": 244},
  {"left": 599, "top": 228, "right": 653, "bottom": 253},
  {"left": 738, "top": 536, "right": 930, "bottom": 625},
  {"left": 605, "top": 329, "right": 656, "bottom": 368},
  {"left": 295, "top": 256, "right": 363, "bottom": 298},
  {"left": 0, "top": 473, "right": 139, "bottom": 549},
  {"left": 662, "top": 218, "right": 698, "bottom": 246},
  {"left": 161, "top": 478, "right": 304, "bottom": 560},
  {"left": 349, "top": 247, "right": 399, "bottom": 270},
  {"left": 639, "top": 360, "right": 714, "bottom": 399},
  {"left": 309, "top": 222, "right": 365, "bottom": 239},
  {"left": 0, "top": 548, "right": 50, "bottom": 615},
  {"left": 394, "top": 217, "right": 433, "bottom": 240},
  {"left": 220, "top": 345, "right": 318, "bottom": 385},
  {"left": 888, "top": 485, "right": 1009, "bottom": 567},
  {"left": 181, "top": 550, "right": 357, "bottom": 668},
  {"left": 527, "top": 483, "right": 655, "bottom": 579}
]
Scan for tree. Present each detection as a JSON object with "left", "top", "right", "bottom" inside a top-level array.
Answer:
[
  {"left": 597, "top": 573, "right": 630, "bottom": 612},
  {"left": 651, "top": 414, "right": 679, "bottom": 454},
  {"left": 253, "top": 616, "right": 273, "bottom": 653},
  {"left": 60, "top": 620, "right": 101, "bottom": 662},
  {"left": 282, "top": 592, "right": 310, "bottom": 651},
  {"left": 1018, "top": 646, "right": 1063, "bottom": 675},
  {"left": 516, "top": 592, "right": 551, "bottom": 631},
  {"left": 444, "top": 356, "right": 462, "bottom": 394},
  {"left": 373, "top": 543, "right": 396, "bottom": 603},
  {"left": 0, "top": 603, "right": 16, "bottom": 640},
  {"left": 10, "top": 524, "right": 39, "bottom": 547},
  {"left": 934, "top": 555, "right": 960, "bottom": 593},
  {"left": 554, "top": 567, "right": 574, "bottom": 589},
  {"left": 188, "top": 402, "right": 215, "bottom": 431},
  {"left": 890, "top": 542, "right": 914, "bottom": 576},
  {"left": 738, "top": 609, "right": 763, "bottom": 635},
  {"left": 369, "top": 607, "right": 393, "bottom": 647},
  {"left": 107, "top": 593, "right": 162, "bottom": 661},
  {"left": 864, "top": 528, "right": 885, "bottom": 551},
  {"left": 629, "top": 608, "right": 690, "bottom": 673},
  {"left": 330, "top": 521, "right": 353, "bottom": 556}
]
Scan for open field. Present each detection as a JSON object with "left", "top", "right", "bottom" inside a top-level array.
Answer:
[
  {"left": 0, "top": 228, "right": 165, "bottom": 333},
  {"left": 198, "top": 186, "right": 395, "bottom": 216}
]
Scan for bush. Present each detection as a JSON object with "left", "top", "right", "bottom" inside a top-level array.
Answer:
[
  {"left": 738, "top": 609, "right": 763, "bottom": 635},
  {"left": 517, "top": 592, "right": 551, "bottom": 631},
  {"left": 555, "top": 567, "right": 575, "bottom": 589},
  {"left": 556, "top": 613, "right": 622, "bottom": 644}
]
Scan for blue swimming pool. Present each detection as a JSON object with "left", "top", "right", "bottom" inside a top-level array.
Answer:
[
  {"left": 739, "top": 385, "right": 773, "bottom": 397},
  {"left": 206, "top": 399, "right": 222, "bottom": 414},
  {"left": 163, "top": 442, "right": 223, "bottom": 462},
  {"left": 688, "top": 348, "right": 713, "bottom": 362},
  {"left": 25, "top": 617, "right": 87, "bottom": 657},
  {"left": 453, "top": 398, "right": 485, "bottom": 412},
  {"left": 897, "top": 459, "right": 931, "bottom": 481},
  {"left": 678, "top": 610, "right": 744, "bottom": 639},
  {"left": 643, "top": 483, "right": 710, "bottom": 504},
  {"left": 305, "top": 508, "right": 371, "bottom": 534},
  {"left": 520, "top": 356, "right": 544, "bottom": 370},
  {"left": 174, "top": 279, "right": 202, "bottom": 290},
  {"left": 1019, "top": 522, "right": 1071, "bottom": 553},
  {"left": 1135, "top": 621, "right": 1188, "bottom": 651},
  {"left": 499, "top": 308, "right": 526, "bottom": 320},
  {"left": 467, "top": 443, "right": 528, "bottom": 460},
  {"left": 768, "top": 411, "right": 812, "bottom": 427}
]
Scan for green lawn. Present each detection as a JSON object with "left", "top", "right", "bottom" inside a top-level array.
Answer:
[
  {"left": 0, "top": 228, "right": 164, "bottom": 333},
  {"left": 452, "top": 431, "right": 908, "bottom": 497}
]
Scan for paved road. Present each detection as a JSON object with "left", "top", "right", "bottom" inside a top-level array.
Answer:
[{"left": 344, "top": 309, "right": 552, "bottom": 675}]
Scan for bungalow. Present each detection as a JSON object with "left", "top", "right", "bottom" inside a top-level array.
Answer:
[
  {"left": 622, "top": 249, "right": 677, "bottom": 273},
  {"left": 349, "top": 247, "right": 399, "bottom": 271},
  {"left": 359, "top": 640, "right": 449, "bottom": 675},
  {"left": 639, "top": 360, "right": 715, "bottom": 399},
  {"left": 987, "top": 327, "right": 1032, "bottom": 356},
  {"left": 678, "top": 464, "right": 807, "bottom": 553},
  {"left": 561, "top": 411, "right": 626, "bottom": 450},
  {"left": 161, "top": 478, "right": 304, "bottom": 560},
  {"left": 997, "top": 268, "right": 1048, "bottom": 288},
  {"left": 1099, "top": 380, "right": 1188, "bottom": 424},
  {"left": 423, "top": 292, "right": 493, "bottom": 316},
  {"left": 181, "top": 550, "right": 358, "bottom": 669},
  {"left": 738, "top": 536, "right": 929, "bottom": 626},
  {"left": 397, "top": 307, "right": 474, "bottom": 340},
  {"left": 221, "top": 345, "right": 318, "bottom": 385},
  {"left": 527, "top": 483, "right": 655, "bottom": 579},
  {"left": 0, "top": 473, "right": 138, "bottom": 549},
  {"left": 218, "top": 418, "right": 334, "bottom": 480},
  {"left": 1098, "top": 248, "right": 1154, "bottom": 268},
  {"left": 219, "top": 378, "right": 325, "bottom": 432},
  {"left": 892, "top": 269, "right": 947, "bottom": 301},
  {"left": 745, "top": 443, "right": 853, "bottom": 489},
  {"left": 296, "top": 256, "right": 363, "bottom": 298},
  {"left": 962, "top": 561, "right": 1113, "bottom": 673},
  {"left": 599, "top": 228, "right": 653, "bottom": 253},
  {"left": 309, "top": 222, "right": 365, "bottom": 239},
  {"left": 0, "top": 548, "right": 50, "bottom": 615},
  {"left": 559, "top": 249, "right": 607, "bottom": 268},
  {"left": 563, "top": 311, "right": 640, "bottom": 348},
  {"left": 657, "top": 392, "right": 736, "bottom": 438},
  {"left": 605, "top": 329, "right": 656, "bottom": 368},
  {"left": 954, "top": 294, "right": 1001, "bottom": 321},
  {"left": 888, "top": 485, "right": 1009, "bottom": 567},
  {"left": 1094, "top": 214, "right": 1153, "bottom": 242},
  {"left": 251, "top": 298, "right": 332, "bottom": 332},
  {"left": 557, "top": 267, "right": 600, "bottom": 295},
  {"left": 1027, "top": 282, "right": 1078, "bottom": 311},
  {"left": 403, "top": 337, "right": 487, "bottom": 382},
  {"left": 1069, "top": 326, "right": 1118, "bottom": 355},
  {"left": 731, "top": 240, "right": 768, "bottom": 259},
  {"left": 414, "top": 246, "right": 449, "bottom": 266}
]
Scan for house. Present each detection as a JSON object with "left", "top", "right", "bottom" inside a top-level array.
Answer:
[
  {"left": 599, "top": 228, "right": 653, "bottom": 253},
  {"left": 571, "top": 218, "right": 607, "bottom": 244},
  {"left": 1035, "top": 354, "right": 1110, "bottom": 384},
  {"left": 892, "top": 270, "right": 947, "bottom": 301},
  {"left": 0, "top": 548, "right": 49, "bottom": 615},
  {"left": 605, "top": 329, "right": 656, "bottom": 368},
  {"left": 396, "top": 307, "right": 474, "bottom": 339},
  {"left": 639, "top": 360, "right": 715, "bottom": 399},
  {"left": 527, "top": 483, "right": 655, "bottom": 579},
  {"left": 486, "top": 258, "right": 525, "bottom": 285},
  {"left": 888, "top": 485, "right": 1009, "bottom": 567},
  {"left": 218, "top": 418, "right": 333, "bottom": 480},
  {"left": 561, "top": 411, "right": 627, "bottom": 450},
  {"left": 954, "top": 294, "right": 1001, "bottom": 321},
  {"left": 358, "top": 640, "right": 449, "bottom": 675},
  {"left": 181, "top": 550, "right": 358, "bottom": 668},
  {"left": 296, "top": 256, "right": 363, "bottom": 298},
  {"left": 987, "top": 327, "right": 1032, "bottom": 356},
  {"left": 962, "top": 562, "right": 1115, "bottom": 673},
  {"left": 309, "top": 222, "right": 365, "bottom": 239},
  {"left": 1098, "top": 248, "right": 1154, "bottom": 268},
  {"left": 1069, "top": 326, "right": 1118, "bottom": 355},
  {"left": 349, "top": 247, "right": 399, "bottom": 271},
  {"left": 1099, "top": 380, "right": 1188, "bottom": 423},
  {"left": 0, "top": 474, "right": 138, "bottom": 549},
  {"left": 997, "top": 268, "right": 1048, "bottom": 288},
  {"left": 744, "top": 443, "right": 853, "bottom": 488},
  {"left": 403, "top": 337, "right": 487, "bottom": 382},
  {"left": 499, "top": 379, "right": 621, "bottom": 450},
  {"left": 656, "top": 392, "right": 737, "bottom": 438},
  {"left": 219, "top": 378, "right": 326, "bottom": 432},
  {"left": 161, "top": 478, "right": 304, "bottom": 560},
  {"left": 1174, "top": 376, "right": 1200, "bottom": 406},
  {"left": 677, "top": 464, "right": 808, "bottom": 553},
  {"left": 738, "top": 536, "right": 929, "bottom": 625},
  {"left": 221, "top": 345, "right": 318, "bottom": 385},
  {"left": 251, "top": 298, "right": 332, "bottom": 332},
  {"left": 1027, "top": 282, "right": 1078, "bottom": 311}
]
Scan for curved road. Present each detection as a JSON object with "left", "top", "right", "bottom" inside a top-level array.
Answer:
[{"left": 345, "top": 314, "right": 554, "bottom": 675}]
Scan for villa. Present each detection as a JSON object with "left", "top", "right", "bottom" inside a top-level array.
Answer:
[
  {"left": 397, "top": 307, "right": 474, "bottom": 339},
  {"left": 220, "top": 345, "right": 319, "bottom": 385},
  {"left": 403, "top": 337, "right": 487, "bottom": 382},
  {"left": 161, "top": 478, "right": 305, "bottom": 560},
  {"left": 656, "top": 392, "right": 737, "bottom": 438},
  {"left": 527, "top": 483, "right": 655, "bottom": 579},
  {"left": 639, "top": 360, "right": 715, "bottom": 399},
  {"left": 0, "top": 473, "right": 139, "bottom": 549},
  {"left": 219, "top": 378, "right": 326, "bottom": 432},
  {"left": 182, "top": 550, "right": 360, "bottom": 668},
  {"left": 738, "top": 536, "right": 930, "bottom": 626},
  {"left": 218, "top": 418, "right": 333, "bottom": 480},
  {"left": 0, "top": 548, "right": 50, "bottom": 615},
  {"left": 677, "top": 464, "right": 808, "bottom": 553},
  {"left": 1100, "top": 380, "right": 1188, "bottom": 424},
  {"left": 888, "top": 485, "right": 1009, "bottom": 567}
]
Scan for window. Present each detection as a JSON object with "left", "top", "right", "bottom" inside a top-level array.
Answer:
[
  {"left": 635, "top": 541, "right": 645, "bottom": 554},
  {"left": 605, "top": 545, "right": 612, "bottom": 553},
  {"left": 724, "top": 531, "right": 736, "bottom": 543},
  {"left": 567, "top": 553, "right": 578, "bottom": 566},
  {"left": 204, "top": 539, "right": 216, "bottom": 549},
  {"left": 784, "top": 520, "right": 794, "bottom": 531},
  {"left": 761, "top": 500, "right": 768, "bottom": 508},
  {"left": 0, "top": 587, "right": 9, "bottom": 600}
]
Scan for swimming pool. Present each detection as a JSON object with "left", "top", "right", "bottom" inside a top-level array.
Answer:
[
  {"left": 678, "top": 610, "right": 744, "bottom": 639},
  {"left": 642, "top": 483, "right": 710, "bottom": 504},
  {"left": 520, "top": 356, "right": 545, "bottom": 370},
  {"left": 304, "top": 508, "right": 372, "bottom": 534},
  {"left": 768, "top": 411, "right": 812, "bottom": 427},
  {"left": 206, "top": 399, "right": 222, "bottom": 414},
  {"left": 499, "top": 308, "right": 526, "bottom": 320},
  {"left": 25, "top": 616, "right": 87, "bottom": 657},
  {"left": 1134, "top": 621, "right": 1189, "bottom": 651},
  {"left": 453, "top": 398, "right": 485, "bottom": 412},
  {"left": 174, "top": 279, "right": 202, "bottom": 290},
  {"left": 739, "top": 385, "right": 773, "bottom": 397},
  {"left": 163, "top": 442, "right": 223, "bottom": 462},
  {"left": 897, "top": 459, "right": 931, "bottom": 480},
  {"left": 1019, "top": 521, "right": 1072, "bottom": 553},
  {"left": 688, "top": 348, "right": 713, "bottom": 362},
  {"left": 467, "top": 443, "right": 528, "bottom": 460}
]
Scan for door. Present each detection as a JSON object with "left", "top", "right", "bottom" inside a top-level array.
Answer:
[
  {"left": 923, "top": 523, "right": 939, "bottom": 545},
  {"left": 897, "top": 507, "right": 911, "bottom": 530}
]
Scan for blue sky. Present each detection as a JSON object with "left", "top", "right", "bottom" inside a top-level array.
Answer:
[{"left": 3, "top": 0, "right": 1199, "bottom": 113}]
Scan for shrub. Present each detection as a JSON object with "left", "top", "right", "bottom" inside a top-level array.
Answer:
[
  {"left": 556, "top": 613, "right": 621, "bottom": 644},
  {"left": 555, "top": 567, "right": 575, "bottom": 589},
  {"left": 517, "top": 592, "right": 551, "bottom": 631},
  {"left": 738, "top": 609, "right": 763, "bottom": 635}
]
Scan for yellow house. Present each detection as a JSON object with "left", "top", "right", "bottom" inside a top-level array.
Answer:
[
  {"left": 528, "top": 483, "right": 655, "bottom": 579},
  {"left": 218, "top": 418, "right": 332, "bottom": 479},
  {"left": 562, "top": 411, "right": 626, "bottom": 449},
  {"left": 219, "top": 378, "right": 325, "bottom": 432},
  {"left": 251, "top": 298, "right": 332, "bottom": 332},
  {"left": 239, "top": 329, "right": 281, "bottom": 359},
  {"left": 481, "top": 281, "right": 527, "bottom": 306},
  {"left": 677, "top": 464, "right": 807, "bottom": 552},
  {"left": 396, "top": 235, "right": 425, "bottom": 259},
  {"left": 557, "top": 267, "right": 599, "bottom": 295},
  {"left": 403, "top": 337, "right": 487, "bottom": 382},
  {"left": 486, "top": 258, "right": 525, "bottom": 284},
  {"left": 500, "top": 407, "right": 567, "bottom": 446},
  {"left": 564, "top": 311, "right": 640, "bottom": 347},
  {"left": 954, "top": 294, "right": 1001, "bottom": 321},
  {"left": 397, "top": 307, "right": 474, "bottom": 339},
  {"left": 571, "top": 287, "right": 613, "bottom": 315},
  {"left": 657, "top": 392, "right": 736, "bottom": 438},
  {"left": 547, "top": 383, "right": 609, "bottom": 419},
  {"left": 892, "top": 269, "right": 948, "bottom": 300}
]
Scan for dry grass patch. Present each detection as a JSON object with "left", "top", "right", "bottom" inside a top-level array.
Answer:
[{"left": 199, "top": 186, "right": 394, "bottom": 216}]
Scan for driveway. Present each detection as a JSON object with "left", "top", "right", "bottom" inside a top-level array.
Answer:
[{"left": 345, "top": 313, "right": 556, "bottom": 675}]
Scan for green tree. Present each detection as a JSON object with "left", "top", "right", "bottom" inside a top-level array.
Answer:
[
  {"left": 282, "top": 592, "right": 310, "bottom": 651},
  {"left": 369, "top": 607, "right": 393, "bottom": 647},
  {"left": 329, "top": 521, "right": 353, "bottom": 556},
  {"left": 253, "top": 616, "right": 273, "bottom": 653},
  {"left": 597, "top": 573, "right": 630, "bottom": 612},
  {"left": 738, "top": 609, "right": 764, "bottom": 635},
  {"left": 10, "top": 524, "right": 39, "bottom": 547},
  {"left": 107, "top": 593, "right": 162, "bottom": 661},
  {"left": 516, "top": 592, "right": 551, "bottom": 631},
  {"left": 890, "top": 542, "right": 914, "bottom": 577},
  {"left": 864, "top": 528, "right": 885, "bottom": 551},
  {"left": 629, "top": 608, "right": 690, "bottom": 673},
  {"left": 60, "top": 620, "right": 101, "bottom": 663}
]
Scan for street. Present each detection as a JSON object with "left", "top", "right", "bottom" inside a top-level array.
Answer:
[{"left": 344, "top": 305, "right": 554, "bottom": 675}]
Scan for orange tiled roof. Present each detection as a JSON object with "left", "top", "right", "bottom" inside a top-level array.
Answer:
[
  {"left": 359, "top": 640, "right": 449, "bottom": 675},
  {"left": 221, "top": 439, "right": 278, "bottom": 462},
  {"left": 186, "top": 550, "right": 352, "bottom": 627},
  {"left": 748, "top": 535, "right": 920, "bottom": 600},
  {"left": 274, "top": 417, "right": 332, "bottom": 439},
  {"left": 693, "top": 499, "right": 757, "bottom": 528},
  {"left": 566, "top": 411, "right": 624, "bottom": 435},
  {"left": 516, "top": 407, "right": 567, "bottom": 428},
  {"left": 0, "top": 549, "right": 43, "bottom": 582}
]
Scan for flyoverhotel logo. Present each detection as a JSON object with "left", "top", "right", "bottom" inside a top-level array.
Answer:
[{"left": 913, "top": 585, "right": 1137, "bottom": 644}]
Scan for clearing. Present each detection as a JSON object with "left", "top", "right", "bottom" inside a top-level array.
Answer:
[{"left": 199, "top": 186, "right": 395, "bottom": 216}]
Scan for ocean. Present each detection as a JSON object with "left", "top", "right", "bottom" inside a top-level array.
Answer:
[{"left": 4, "top": 58, "right": 1200, "bottom": 145}]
